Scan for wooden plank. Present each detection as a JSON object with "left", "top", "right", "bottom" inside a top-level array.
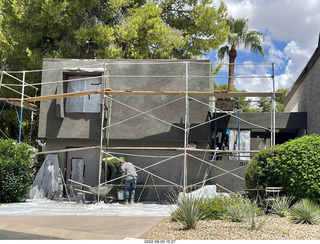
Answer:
[
  {"left": 74, "top": 188, "right": 95, "bottom": 195},
  {"left": 0, "top": 98, "right": 39, "bottom": 112},
  {"left": 68, "top": 179, "right": 91, "bottom": 188},
  {"left": 23, "top": 89, "right": 282, "bottom": 102},
  {"left": 24, "top": 88, "right": 113, "bottom": 102}
]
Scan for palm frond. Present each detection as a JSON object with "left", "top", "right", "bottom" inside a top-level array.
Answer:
[
  {"left": 244, "top": 31, "right": 265, "bottom": 58},
  {"left": 250, "top": 43, "right": 265, "bottom": 57},
  {"left": 233, "top": 18, "right": 248, "bottom": 39},
  {"left": 228, "top": 33, "right": 239, "bottom": 46},
  {"left": 217, "top": 45, "right": 229, "bottom": 60},
  {"left": 219, "top": 17, "right": 265, "bottom": 60}
]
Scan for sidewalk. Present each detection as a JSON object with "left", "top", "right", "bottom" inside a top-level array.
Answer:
[{"left": 0, "top": 216, "right": 165, "bottom": 240}]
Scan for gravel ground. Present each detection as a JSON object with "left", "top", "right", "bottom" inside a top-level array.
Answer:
[{"left": 140, "top": 215, "right": 320, "bottom": 240}]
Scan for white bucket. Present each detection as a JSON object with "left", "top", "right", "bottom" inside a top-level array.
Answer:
[{"left": 117, "top": 189, "right": 124, "bottom": 200}]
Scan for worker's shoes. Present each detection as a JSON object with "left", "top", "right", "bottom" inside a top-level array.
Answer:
[
  {"left": 130, "top": 202, "right": 135, "bottom": 205},
  {"left": 124, "top": 202, "right": 128, "bottom": 205}
]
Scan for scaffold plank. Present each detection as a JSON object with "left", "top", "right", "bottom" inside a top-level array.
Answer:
[{"left": 0, "top": 98, "right": 39, "bottom": 112}]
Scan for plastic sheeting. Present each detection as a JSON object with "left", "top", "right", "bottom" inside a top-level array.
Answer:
[
  {"left": 69, "top": 158, "right": 85, "bottom": 196},
  {"left": 229, "top": 130, "right": 251, "bottom": 160},
  {"left": 28, "top": 154, "right": 62, "bottom": 199},
  {"left": 0, "top": 199, "right": 173, "bottom": 217},
  {"left": 178, "top": 185, "right": 229, "bottom": 201},
  {"left": 65, "top": 76, "right": 101, "bottom": 113}
]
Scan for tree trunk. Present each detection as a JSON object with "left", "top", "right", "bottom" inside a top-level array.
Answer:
[{"left": 228, "top": 46, "right": 237, "bottom": 92}]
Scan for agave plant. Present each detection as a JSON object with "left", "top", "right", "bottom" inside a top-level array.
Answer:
[
  {"left": 171, "top": 194, "right": 206, "bottom": 229},
  {"left": 271, "top": 196, "right": 295, "bottom": 217},
  {"left": 289, "top": 199, "right": 320, "bottom": 225}
]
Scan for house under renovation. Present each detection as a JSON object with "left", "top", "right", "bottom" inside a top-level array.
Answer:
[
  {"left": 27, "top": 58, "right": 307, "bottom": 202},
  {"left": 36, "top": 59, "right": 216, "bottom": 201},
  {"left": 1, "top": 55, "right": 311, "bottom": 202}
]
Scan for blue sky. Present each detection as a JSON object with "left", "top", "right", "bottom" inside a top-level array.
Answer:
[{"left": 205, "top": 0, "right": 320, "bottom": 92}]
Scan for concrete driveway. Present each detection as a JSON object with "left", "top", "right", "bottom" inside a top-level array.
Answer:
[{"left": 0, "top": 216, "right": 165, "bottom": 240}]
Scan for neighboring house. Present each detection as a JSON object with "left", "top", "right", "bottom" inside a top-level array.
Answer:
[{"left": 284, "top": 34, "right": 320, "bottom": 135}]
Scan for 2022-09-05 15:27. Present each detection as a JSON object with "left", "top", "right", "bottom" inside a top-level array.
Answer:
[{"left": 144, "top": 240, "right": 176, "bottom": 243}]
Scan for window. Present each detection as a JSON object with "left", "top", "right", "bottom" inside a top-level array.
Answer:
[{"left": 65, "top": 75, "right": 101, "bottom": 113}]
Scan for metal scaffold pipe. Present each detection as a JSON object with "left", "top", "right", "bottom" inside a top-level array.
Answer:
[
  {"left": 183, "top": 61, "right": 189, "bottom": 192},
  {"left": 97, "top": 63, "right": 108, "bottom": 201},
  {"left": 18, "top": 71, "right": 26, "bottom": 143},
  {"left": 271, "top": 63, "right": 276, "bottom": 147}
]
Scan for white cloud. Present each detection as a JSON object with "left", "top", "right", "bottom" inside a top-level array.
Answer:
[
  {"left": 217, "top": 0, "right": 320, "bottom": 92},
  {"left": 224, "top": 0, "right": 320, "bottom": 47}
]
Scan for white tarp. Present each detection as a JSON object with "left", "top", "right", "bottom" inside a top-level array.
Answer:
[
  {"left": 229, "top": 130, "right": 251, "bottom": 160},
  {"left": 0, "top": 200, "right": 173, "bottom": 217},
  {"left": 178, "top": 185, "right": 229, "bottom": 201},
  {"left": 65, "top": 76, "right": 101, "bottom": 113},
  {"left": 28, "top": 154, "right": 62, "bottom": 199},
  {"left": 69, "top": 158, "right": 85, "bottom": 196}
]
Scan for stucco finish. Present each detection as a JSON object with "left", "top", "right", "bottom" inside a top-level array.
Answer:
[
  {"left": 284, "top": 39, "right": 320, "bottom": 134},
  {"left": 38, "top": 59, "right": 214, "bottom": 201},
  {"left": 38, "top": 59, "right": 212, "bottom": 141}
]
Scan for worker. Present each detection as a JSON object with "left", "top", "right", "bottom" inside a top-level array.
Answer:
[{"left": 119, "top": 160, "right": 138, "bottom": 205}]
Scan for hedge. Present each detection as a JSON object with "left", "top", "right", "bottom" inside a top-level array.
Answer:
[
  {"left": 245, "top": 134, "right": 320, "bottom": 202},
  {"left": 0, "top": 139, "right": 37, "bottom": 203}
]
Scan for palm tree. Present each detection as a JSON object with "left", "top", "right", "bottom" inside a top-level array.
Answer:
[{"left": 218, "top": 17, "right": 265, "bottom": 92}]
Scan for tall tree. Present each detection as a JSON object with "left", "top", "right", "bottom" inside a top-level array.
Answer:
[
  {"left": 0, "top": 0, "right": 230, "bottom": 142},
  {"left": 0, "top": 0, "right": 229, "bottom": 71},
  {"left": 258, "top": 88, "right": 288, "bottom": 112},
  {"left": 217, "top": 17, "right": 265, "bottom": 92}
]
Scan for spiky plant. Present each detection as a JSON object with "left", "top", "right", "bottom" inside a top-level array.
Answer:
[
  {"left": 289, "top": 199, "right": 320, "bottom": 225},
  {"left": 171, "top": 194, "right": 206, "bottom": 229},
  {"left": 271, "top": 196, "right": 295, "bottom": 217},
  {"left": 225, "top": 196, "right": 258, "bottom": 222}
]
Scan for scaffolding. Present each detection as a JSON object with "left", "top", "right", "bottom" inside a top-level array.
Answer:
[{"left": 0, "top": 61, "right": 280, "bottom": 201}]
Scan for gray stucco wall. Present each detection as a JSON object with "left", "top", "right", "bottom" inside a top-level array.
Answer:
[
  {"left": 214, "top": 112, "right": 307, "bottom": 130},
  {"left": 45, "top": 138, "right": 213, "bottom": 201},
  {"left": 284, "top": 51, "right": 320, "bottom": 134},
  {"left": 209, "top": 160, "right": 248, "bottom": 193},
  {"left": 38, "top": 59, "right": 215, "bottom": 200},
  {"left": 38, "top": 59, "right": 212, "bottom": 141}
]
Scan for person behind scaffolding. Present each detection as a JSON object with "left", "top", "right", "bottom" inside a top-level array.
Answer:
[{"left": 119, "top": 160, "right": 138, "bottom": 205}]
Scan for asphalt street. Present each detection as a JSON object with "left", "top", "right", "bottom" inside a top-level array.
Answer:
[{"left": 0, "top": 229, "right": 64, "bottom": 240}]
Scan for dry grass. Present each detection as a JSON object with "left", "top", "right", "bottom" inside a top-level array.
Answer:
[{"left": 140, "top": 215, "right": 320, "bottom": 240}]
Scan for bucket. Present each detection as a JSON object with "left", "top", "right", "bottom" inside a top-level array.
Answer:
[{"left": 117, "top": 189, "right": 124, "bottom": 200}]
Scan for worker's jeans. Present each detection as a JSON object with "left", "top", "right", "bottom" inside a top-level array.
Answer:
[{"left": 125, "top": 179, "right": 136, "bottom": 203}]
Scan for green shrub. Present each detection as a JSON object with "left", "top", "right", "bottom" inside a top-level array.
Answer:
[
  {"left": 200, "top": 195, "right": 229, "bottom": 220},
  {"left": 0, "top": 139, "right": 37, "bottom": 203},
  {"left": 171, "top": 194, "right": 206, "bottom": 229},
  {"left": 271, "top": 196, "right": 295, "bottom": 217},
  {"left": 225, "top": 196, "right": 260, "bottom": 223},
  {"left": 245, "top": 134, "right": 320, "bottom": 202},
  {"left": 245, "top": 145, "right": 281, "bottom": 190},
  {"left": 289, "top": 199, "right": 320, "bottom": 225}
]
